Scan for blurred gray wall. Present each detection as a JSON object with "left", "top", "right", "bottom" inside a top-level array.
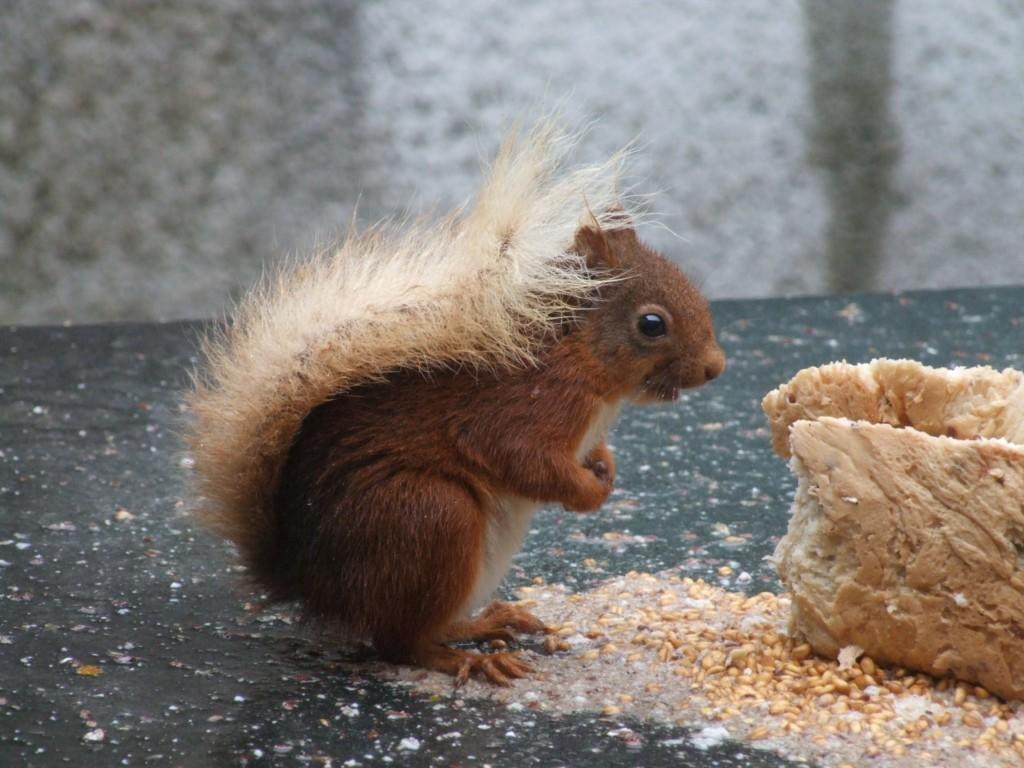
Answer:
[{"left": 1, "top": 0, "right": 1022, "bottom": 324}]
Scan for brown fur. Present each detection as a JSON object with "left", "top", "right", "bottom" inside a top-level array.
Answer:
[
  {"left": 187, "top": 122, "right": 724, "bottom": 684},
  {"left": 185, "top": 122, "right": 632, "bottom": 573},
  {"left": 264, "top": 225, "right": 724, "bottom": 683}
]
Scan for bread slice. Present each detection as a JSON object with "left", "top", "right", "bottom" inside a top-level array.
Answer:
[
  {"left": 763, "top": 358, "right": 1024, "bottom": 457},
  {"left": 763, "top": 360, "right": 1024, "bottom": 699}
]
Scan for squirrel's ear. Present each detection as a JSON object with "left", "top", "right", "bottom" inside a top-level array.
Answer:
[
  {"left": 604, "top": 203, "right": 635, "bottom": 231},
  {"left": 574, "top": 224, "right": 621, "bottom": 270}
]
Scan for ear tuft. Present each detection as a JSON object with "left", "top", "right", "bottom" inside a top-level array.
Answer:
[
  {"left": 574, "top": 224, "right": 620, "bottom": 270},
  {"left": 604, "top": 203, "right": 635, "bottom": 231}
]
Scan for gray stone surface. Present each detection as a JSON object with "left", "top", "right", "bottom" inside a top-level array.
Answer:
[
  {"left": 1, "top": 1, "right": 1022, "bottom": 324},
  {"left": 2, "top": 287, "right": 1021, "bottom": 766}
]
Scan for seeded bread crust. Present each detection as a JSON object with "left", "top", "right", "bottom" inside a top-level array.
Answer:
[{"left": 763, "top": 360, "right": 1024, "bottom": 699}]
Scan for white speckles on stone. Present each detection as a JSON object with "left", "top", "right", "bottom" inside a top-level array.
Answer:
[
  {"left": 892, "top": 694, "right": 933, "bottom": 722},
  {"left": 397, "top": 737, "right": 421, "bottom": 751},
  {"left": 691, "top": 725, "right": 730, "bottom": 750}
]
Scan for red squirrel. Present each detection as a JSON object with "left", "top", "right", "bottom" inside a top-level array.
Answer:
[{"left": 186, "top": 122, "right": 724, "bottom": 685}]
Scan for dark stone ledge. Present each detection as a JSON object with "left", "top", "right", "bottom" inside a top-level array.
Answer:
[{"left": 2, "top": 286, "right": 1021, "bottom": 766}]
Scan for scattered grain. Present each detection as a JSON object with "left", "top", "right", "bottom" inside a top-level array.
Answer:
[
  {"left": 398, "top": 572, "right": 1023, "bottom": 768},
  {"left": 962, "top": 712, "right": 984, "bottom": 728},
  {"left": 791, "top": 643, "right": 812, "bottom": 661}
]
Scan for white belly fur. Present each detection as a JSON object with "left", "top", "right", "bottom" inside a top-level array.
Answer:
[
  {"left": 576, "top": 401, "right": 622, "bottom": 463},
  {"left": 463, "top": 494, "right": 541, "bottom": 615},
  {"left": 460, "top": 401, "right": 623, "bottom": 616}
]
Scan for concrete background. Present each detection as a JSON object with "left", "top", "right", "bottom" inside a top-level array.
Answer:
[{"left": 1, "top": 0, "right": 1022, "bottom": 324}]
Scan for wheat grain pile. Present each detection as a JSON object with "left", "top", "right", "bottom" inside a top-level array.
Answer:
[{"left": 397, "top": 571, "right": 1024, "bottom": 768}]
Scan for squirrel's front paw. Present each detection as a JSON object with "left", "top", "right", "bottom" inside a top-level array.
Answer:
[
  {"left": 584, "top": 442, "right": 616, "bottom": 487},
  {"left": 566, "top": 444, "right": 615, "bottom": 512}
]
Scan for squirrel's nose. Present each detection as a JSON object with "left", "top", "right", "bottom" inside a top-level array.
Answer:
[{"left": 703, "top": 346, "right": 726, "bottom": 382}]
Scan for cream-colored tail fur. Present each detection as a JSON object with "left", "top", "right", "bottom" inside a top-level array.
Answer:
[{"left": 185, "top": 120, "right": 635, "bottom": 567}]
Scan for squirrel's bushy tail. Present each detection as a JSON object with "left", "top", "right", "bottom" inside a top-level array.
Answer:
[{"left": 184, "top": 119, "right": 635, "bottom": 571}]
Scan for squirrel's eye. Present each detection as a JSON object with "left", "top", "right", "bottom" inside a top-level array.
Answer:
[{"left": 638, "top": 313, "right": 667, "bottom": 338}]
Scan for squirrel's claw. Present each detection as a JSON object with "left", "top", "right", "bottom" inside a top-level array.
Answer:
[{"left": 449, "top": 649, "right": 532, "bottom": 687}]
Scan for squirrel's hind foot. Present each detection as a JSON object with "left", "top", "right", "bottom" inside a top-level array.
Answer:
[
  {"left": 417, "top": 644, "right": 533, "bottom": 686},
  {"left": 445, "top": 601, "right": 549, "bottom": 644}
]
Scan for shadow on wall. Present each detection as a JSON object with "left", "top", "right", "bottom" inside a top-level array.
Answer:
[{"left": 804, "top": 0, "right": 899, "bottom": 295}]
